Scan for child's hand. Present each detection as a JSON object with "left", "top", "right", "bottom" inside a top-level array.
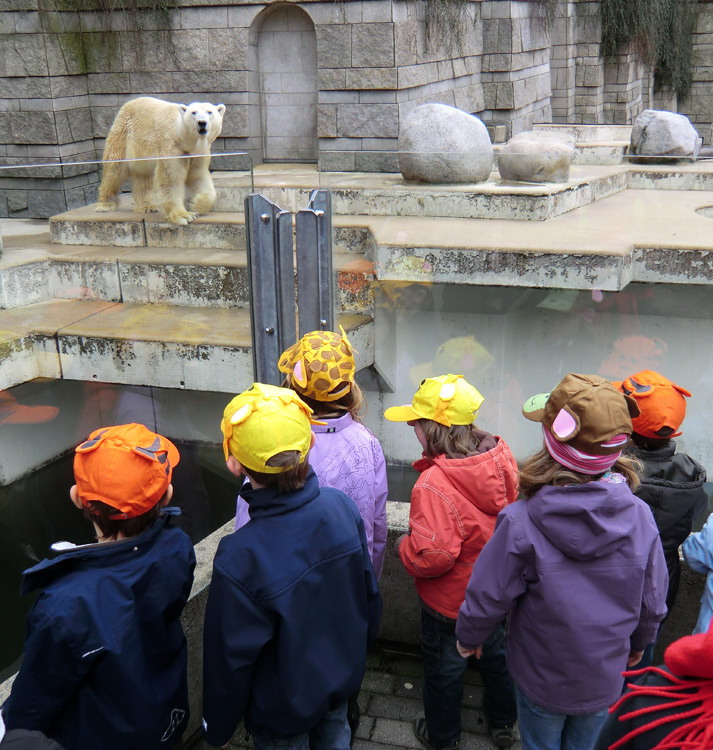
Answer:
[
  {"left": 456, "top": 640, "right": 481, "bottom": 659},
  {"left": 627, "top": 649, "right": 644, "bottom": 667}
]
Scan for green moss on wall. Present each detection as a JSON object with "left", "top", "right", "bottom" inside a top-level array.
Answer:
[
  {"left": 38, "top": 0, "right": 174, "bottom": 74},
  {"left": 601, "top": 0, "right": 699, "bottom": 99}
]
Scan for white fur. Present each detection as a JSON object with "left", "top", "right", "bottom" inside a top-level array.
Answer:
[{"left": 95, "top": 97, "right": 226, "bottom": 225}]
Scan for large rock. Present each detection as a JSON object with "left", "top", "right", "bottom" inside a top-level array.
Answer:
[
  {"left": 498, "top": 131, "right": 576, "bottom": 183},
  {"left": 399, "top": 103, "right": 493, "bottom": 184},
  {"left": 629, "top": 109, "right": 701, "bottom": 163}
]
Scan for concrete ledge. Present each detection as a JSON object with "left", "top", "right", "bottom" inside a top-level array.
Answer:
[{"left": 0, "top": 304, "right": 374, "bottom": 392}]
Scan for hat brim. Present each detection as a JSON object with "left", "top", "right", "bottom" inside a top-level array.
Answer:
[
  {"left": 384, "top": 404, "right": 420, "bottom": 422},
  {"left": 522, "top": 392, "right": 550, "bottom": 423}
]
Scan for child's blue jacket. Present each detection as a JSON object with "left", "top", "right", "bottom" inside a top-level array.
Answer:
[
  {"left": 2, "top": 510, "right": 195, "bottom": 750},
  {"left": 202, "top": 471, "right": 382, "bottom": 747}
]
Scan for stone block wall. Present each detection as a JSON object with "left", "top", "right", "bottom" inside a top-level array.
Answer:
[
  {"left": 5, "top": 0, "right": 713, "bottom": 218},
  {"left": 479, "top": 0, "right": 553, "bottom": 138},
  {"left": 680, "top": 1, "right": 713, "bottom": 146},
  {"left": 0, "top": 1, "right": 100, "bottom": 218}
]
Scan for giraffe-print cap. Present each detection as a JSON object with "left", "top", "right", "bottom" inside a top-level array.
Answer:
[{"left": 278, "top": 326, "right": 356, "bottom": 402}]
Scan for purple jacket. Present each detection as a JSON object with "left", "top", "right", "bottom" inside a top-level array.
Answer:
[
  {"left": 456, "top": 480, "right": 668, "bottom": 714},
  {"left": 235, "top": 413, "right": 388, "bottom": 579}
]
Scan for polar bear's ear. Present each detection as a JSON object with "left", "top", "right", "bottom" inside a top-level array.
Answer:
[
  {"left": 179, "top": 104, "right": 188, "bottom": 114},
  {"left": 216, "top": 104, "right": 226, "bottom": 116}
]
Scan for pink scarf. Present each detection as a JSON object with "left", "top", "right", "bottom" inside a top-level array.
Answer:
[{"left": 542, "top": 425, "right": 627, "bottom": 474}]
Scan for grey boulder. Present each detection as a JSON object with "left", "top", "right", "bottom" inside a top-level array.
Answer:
[
  {"left": 498, "top": 131, "right": 576, "bottom": 183},
  {"left": 629, "top": 109, "right": 701, "bottom": 163},
  {"left": 399, "top": 103, "right": 493, "bottom": 184}
]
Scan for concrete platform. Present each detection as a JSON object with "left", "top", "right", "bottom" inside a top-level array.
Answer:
[{"left": 0, "top": 297, "right": 374, "bottom": 391}]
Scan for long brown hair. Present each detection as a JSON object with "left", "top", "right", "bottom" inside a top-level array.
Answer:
[
  {"left": 518, "top": 447, "right": 642, "bottom": 498},
  {"left": 289, "top": 380, "right": 365, "bottom": 424},
  {"left": 417, "top": 418, "right": 483, "bottom": 460}
]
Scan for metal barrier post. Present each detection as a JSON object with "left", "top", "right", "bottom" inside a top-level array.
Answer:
[
  {"left": 295, "top": 189, "right": 334, "bottom": 336},
  {"left": 244, "top": 193, "right": 296, "bottom": 385}
]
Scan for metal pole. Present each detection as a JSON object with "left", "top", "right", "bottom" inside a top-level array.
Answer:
[
  {"left": 244, "top": 193, "right": 296, "bottom": 385},
  {"left": 295, "top": 189, "right": 334, "bottom": 335}
]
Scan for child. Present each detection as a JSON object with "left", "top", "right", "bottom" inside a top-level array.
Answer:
[
  {"left": 455, "top": 373, "right": 668, "bottom": 750},
  {"left": 384, "top": 374, "right": 519, "bottom": 750},
  {"left": 235, "top": 327, "right": 388, "bottom": 579},
  {"left": 2, "top": 423, "right": 196, "bottom": 750},
  {"left": 682, "top": 514, "right": 713, "bottom": 634},
  {"left": 614, "top": 370, "right": 707, "bottom": 662},
  {"left": 594, "top": 623, "right": 713, "bottom": 749},
  {"left": 202, "top": 383, "right": 382, "bottom": 749}
]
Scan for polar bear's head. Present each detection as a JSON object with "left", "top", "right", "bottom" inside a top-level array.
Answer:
[{"left": 180, "top": 102, "right": 226, "bottom": 143}]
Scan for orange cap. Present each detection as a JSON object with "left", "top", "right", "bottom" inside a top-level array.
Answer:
[
  {"left": 74, "top": 423, "right": 180, "bottom": 519},
  {"left": 612, "top": 370, "right": 691, "bottom": 439}
]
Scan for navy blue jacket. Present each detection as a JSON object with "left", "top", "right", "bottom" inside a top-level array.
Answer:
[
  {"left": 2, "top": 510, "right": 195, "bottom": 750},
  {"left": 202, "top": 471, "right": 382, "bottom": 747}
]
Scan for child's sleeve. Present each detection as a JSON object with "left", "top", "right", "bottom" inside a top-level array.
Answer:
[
  {"left": 630, "top": 537, "right": 668, "bottom": 651},
  {"left": 370, "top": 438, "right": 389, "bottom": 581},
  {"left": 201, "top": 560, "right": 273, "bottom": 748},
  {"left": 682, "top": 515, "right": 713, "bottom": 574},
  {"left": 456, "top": 510, "right": 530, "bottom": 648},
  {"left": 398, "top": 482, "right": 464, "bottom": 579},
  {"left": 2, "top": 597, "right": 94, "bottom": 732}
]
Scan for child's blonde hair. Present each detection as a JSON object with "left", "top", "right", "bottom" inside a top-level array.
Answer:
[
  {"left": 416, "top": 418, "right": 483, "bottom": 460},
  {"left": 519, "top": 447, "right": 642, "bottom": 498}
]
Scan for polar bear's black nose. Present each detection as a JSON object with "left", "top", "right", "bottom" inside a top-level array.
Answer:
[{"left": 197, "top": 120, "right": 208, "bottom": 134}]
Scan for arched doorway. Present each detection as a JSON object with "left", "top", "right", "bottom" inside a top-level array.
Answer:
[{"left": 257, "top": 5, "right": 318, "bottom": 162}]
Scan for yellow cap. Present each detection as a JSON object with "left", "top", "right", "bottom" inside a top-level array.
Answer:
[
  {"left": 384, "top": 374, "right": 484, "bottom": 427},
  {"left": 221, "top": 383, "right": 321, "bottom": 474},
  {"left": 278, "top": 326, "right": 356, "bottom": 402}
]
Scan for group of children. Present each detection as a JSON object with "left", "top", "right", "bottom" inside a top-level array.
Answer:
[{"left": 0, "top": 324, "right": 711, "bottom": 750}]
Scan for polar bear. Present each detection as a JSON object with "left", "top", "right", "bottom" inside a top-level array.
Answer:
[{"left": 95, "top": 97, "right": 226, "bottom": 225}]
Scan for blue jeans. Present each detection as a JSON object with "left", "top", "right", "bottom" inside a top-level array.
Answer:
[
  {"left": 515, "top": 686, "right": 608, "bottom": 750},
  {"left": 421, "top": 609, "right": 517, "bottom": 749},
  {"left": 251, "top": 702, "right": 350, "bottom": 750}
]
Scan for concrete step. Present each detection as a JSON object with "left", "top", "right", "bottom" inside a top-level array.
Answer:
[
  {"left": 0, "top": 298, "right": 374, "bottom": 392},
  {"left": 0, "top": 228, "right": 374, "bottom": 315}
]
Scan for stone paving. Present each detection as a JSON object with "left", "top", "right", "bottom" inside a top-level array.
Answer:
[{"left": 189, "top": 643, "right": 521, "bottom": 750}]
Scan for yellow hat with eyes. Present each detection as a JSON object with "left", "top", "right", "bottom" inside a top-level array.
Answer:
[
  {"left": 384, "top": 374, "right": 484, "bottom": 427},
  {"left": 221, "top": 383, "right": 322, "bottom": 474}
]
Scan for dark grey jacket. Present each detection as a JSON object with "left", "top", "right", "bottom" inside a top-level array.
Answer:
[{"left": 630, "top": 442, "right": 708, "bottom": 612}]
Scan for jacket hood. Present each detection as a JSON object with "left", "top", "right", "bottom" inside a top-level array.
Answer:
[
  {"left": 527, "top": 481, "right": 639, "bottom": 561},
  {"left": 20, "top": 508, "right": 180, "bottom": 595},
  {"left": 414, "top": 434, "right": 516, "bottom": 516}
]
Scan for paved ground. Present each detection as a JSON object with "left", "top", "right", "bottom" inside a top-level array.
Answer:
[{"left": 189, "top": 643, "right": 521, "bottom": 750}]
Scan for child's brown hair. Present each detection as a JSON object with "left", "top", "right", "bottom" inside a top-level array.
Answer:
[
  {"left": 244, "top": 450, "right": 311, "bottom": 494},
  {"left": 518, "top": 447, "right": 642, "bottom": 499},
  {"left": 416, "top": 418, "right": 483, "bottom": 460}
]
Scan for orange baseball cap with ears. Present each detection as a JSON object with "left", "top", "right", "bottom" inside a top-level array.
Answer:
[
  {"left": 613, "top": 370, "right": 691, "bottom": 439},
  {"left": 74, "top": 423, "right": 180, "bottom": 519}
]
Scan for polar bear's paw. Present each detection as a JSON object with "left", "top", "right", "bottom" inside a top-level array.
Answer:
[
  {"left": 134, "top": 203, "right": 158, "bottom": 214},
  {"left": 95, "top": 201, "right": 117, "bottom": 213}
]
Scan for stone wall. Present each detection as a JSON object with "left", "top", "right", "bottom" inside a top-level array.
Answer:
[
  {"left": 479, "top": 0, "right": 553, "bottom": 137},
  {"left": 3, "top": 0, "right": 713, "bottom": 218},
  {"left": 680, "top": 0, "right": 713, "bottom": 147}
]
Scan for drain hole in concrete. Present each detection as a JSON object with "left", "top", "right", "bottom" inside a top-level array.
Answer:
[{"left": 695, "top": 205, "right": 713, "bottom": 219}]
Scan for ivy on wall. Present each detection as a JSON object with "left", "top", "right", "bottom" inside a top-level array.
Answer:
[
  {"left": 38, "top": 0, "right": 174, "bottom": 74},
  {"left": 601, "top": 0, "right": 700, "bottom": 99}
]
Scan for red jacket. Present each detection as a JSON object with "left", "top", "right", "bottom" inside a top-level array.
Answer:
[{"left": 398, "top": 434, "right": 519, "bottom": 619}]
